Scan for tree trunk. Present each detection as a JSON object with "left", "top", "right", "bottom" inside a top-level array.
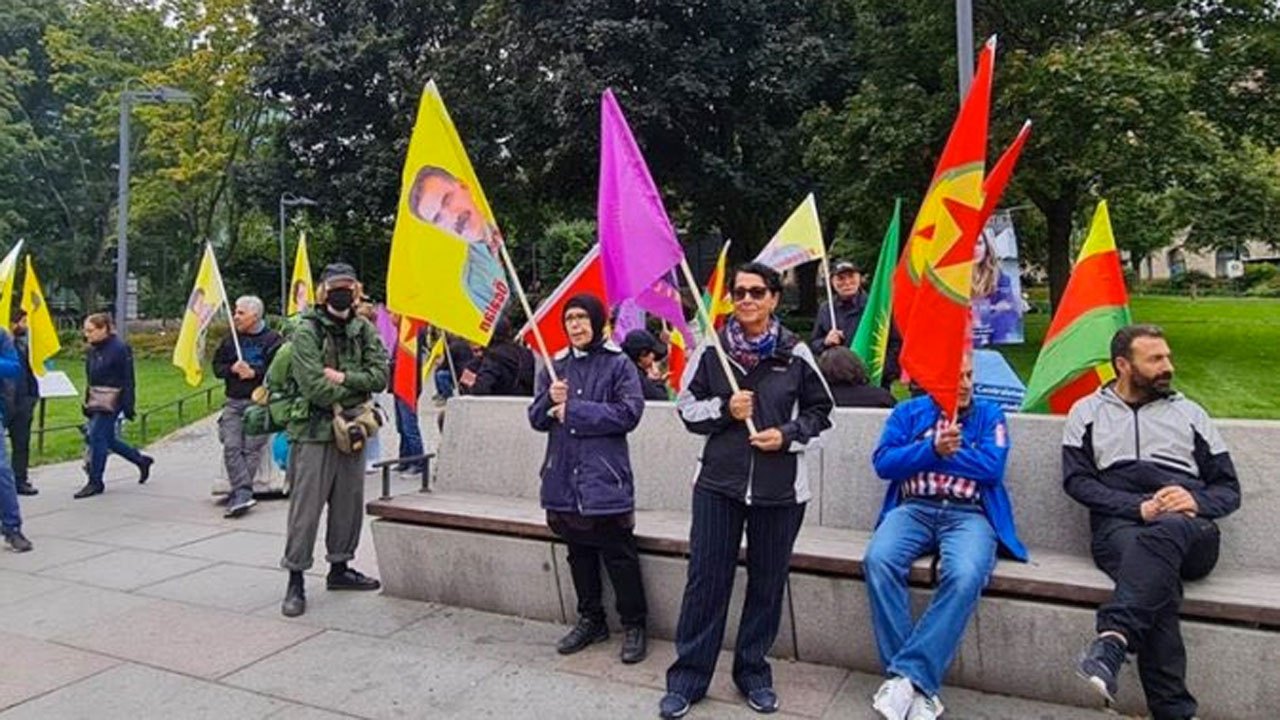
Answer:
[{"left": 1041, "top": 196, "right": 1076, "bottom": 313}]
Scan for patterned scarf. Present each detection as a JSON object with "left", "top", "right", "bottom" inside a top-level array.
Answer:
[{"left": 725, "top": 316, "right": 780, "bottom": 372}]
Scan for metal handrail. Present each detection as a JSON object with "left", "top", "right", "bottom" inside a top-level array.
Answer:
[{"left": 34, "top": 384, "right": 220, "bottom": 453}]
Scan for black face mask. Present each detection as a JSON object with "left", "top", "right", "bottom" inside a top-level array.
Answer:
[{"left": 326, "top": 288, "right": 355, "bottom": 312}]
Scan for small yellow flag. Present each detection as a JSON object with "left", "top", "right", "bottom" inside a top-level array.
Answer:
[
  {"left": 20, "top": 257, "right": 60, "bottom": 377},
  {"left": 0, "top": 241, "right": 25, "bottom": 329},
  {"left": 422, "top": 334, "right": 446, "bottom": 386},
  {"left": 753, "top": 194, "right": 825, "bottom": 273},
  {"left": 172, "top": 244, "right": 227, "bottom": 387},
  {"left": 287, "top": 233, "right": 315, "bottom": 316}
]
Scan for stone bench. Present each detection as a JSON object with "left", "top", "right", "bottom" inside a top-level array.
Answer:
[{"left": 369, "top": 396, "right": 1280, "bottom": 719}]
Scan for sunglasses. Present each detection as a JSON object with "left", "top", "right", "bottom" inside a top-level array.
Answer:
[{"left": 732, "top": 286, "right": 772, "bottom": 301}]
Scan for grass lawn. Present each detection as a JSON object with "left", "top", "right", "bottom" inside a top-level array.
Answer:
[
  {"left": 998, "top": 295, "right": 1280, "bottom": 420},
  {"left": 29, "top": 356, "right": 220, "bottom": 467}
]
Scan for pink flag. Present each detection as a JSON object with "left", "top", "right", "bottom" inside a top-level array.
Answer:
[
  {"left": 611, "top": 298, "right": 646, "bottom": 345},
  {"left": 636, "top": 275, "right": 692, "bottom": 347},
  {"left": 374, "top": 304, "right": 398, "bottom": 354},
  {"left": 597, "top": 89, "right": 685, "bottom": 303}
]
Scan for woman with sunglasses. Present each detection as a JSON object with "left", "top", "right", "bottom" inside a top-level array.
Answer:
[{"left": 661, "top": 262, "right": 834, "bottom": 719}]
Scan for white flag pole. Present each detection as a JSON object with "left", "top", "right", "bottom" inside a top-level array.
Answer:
[{"left": 209, "top": 244, "right": 243, "bottom": 363}]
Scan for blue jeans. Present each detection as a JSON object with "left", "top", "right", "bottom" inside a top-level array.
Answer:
[
  {"left": 433, "top": 369, "right": 453, "bottom": 399},
  {"left": 394, "top": 398, "right": 424, "bottom": 462},
  {"left": 0, "top": 436, "right": 20, "bottom": 534},
  {"left": 86, "top": 412, "right": 146, "bottom": 486},
  {"left": 864, "top": 498, "right": 998, "bottom": 696}
]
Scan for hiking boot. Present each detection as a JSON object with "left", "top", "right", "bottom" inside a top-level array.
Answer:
[
  {"left": 223, "top": 491, "right": 257, "bottom": 518},
  {"left": 907, "top": 693, "right": 944, "bottom": 720},
  {"left": 1076, "top": 634, "right": 1127, "bottom": 704},
  {"left": 658, "top": 692, "right": 691, "bottom": 719},
  {"left": 138, "top": 455, "right": 155, "bottom": 484},
  {"left": 326, "top": 567, "right": 381, "bottom": 591},
  {"left": 872, "top": 676, "right": 915, "bottom": 720},
  {"left": 745, "top": 687, "right": 779, "bottom": 714},
  {"left": 620, "top": 625, "right": 647, "bottom": 664},
  {"left": 73, "top": 482, "right": 104, "bottom": 499},
  {"left": 555, "top": 616, "right": 608, "bottom": 655},
  {"left": 3, "top": 531, "right": 32, "bottom": 553},
  {"left": 15, "top": 481, "right": 37, "bottom": 496},
  {"left": 281, "top": 578, "right": 306, "bottom": 617}
]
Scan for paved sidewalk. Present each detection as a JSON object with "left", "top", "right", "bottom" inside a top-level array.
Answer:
[{"left": 0, "top": 413, "right": 1123, "bottom": 719}]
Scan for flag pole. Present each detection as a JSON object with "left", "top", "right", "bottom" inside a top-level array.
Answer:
[
  {"left": 209, "top": 244, "right": 243, "bottom": 363},
  {"left": 820, "top": 253, "right": 838, "bottom": 334},
  {"left": 496, "top": 241, "right": 559, "bottom": 383},
  {"left": 677, "top": 257, "right": 758, "bottom": 435},
  {"left": 441, "top": 330, "right": 461, "bottom": 394}
]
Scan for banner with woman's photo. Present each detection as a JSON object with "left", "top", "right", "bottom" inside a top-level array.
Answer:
[{"left": 972, "top": 211, "right": 1026, "bottom": 346}]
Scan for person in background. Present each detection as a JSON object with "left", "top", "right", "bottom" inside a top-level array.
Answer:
[
  {"left": 387, "top": 313, "right": 426, "bottom": 474},
  {"left": 810, "top": 260, "right": 867, "bottom": 355},
  {"left": 0, "top": 326, "right": 30, "bottom": 551},
  {"left": 471, "top": 315, "right": 534, "bottom": 397},
  {"left": 661, "top": 262, "right": 833, "bottom": 719},
  {"left": 864, "top": 352, "right": 1025, "bottom": 720},
  {"left": 621, "top": 329, "right": 670, "bottom": 401},
  {"left": 1066, "top": 325, "right": 1239, "bottom": 720},
  {"left": 76, "top": 313, "right": 153, "bottom": 499},
  {"left": 213, "top": 296, "right": 284, "bottom": 518},
  {"left": 818, "top": 347, "right": 896, "bottom": 409},
  {"left": 529, "top": 294, "right": 649, "bottom": 664},
  {"left": 280, "top": 264, "right": 389, "bottom": 617},
  {"left": 5, "top": 310, "right": 39, "bottom": 496}
]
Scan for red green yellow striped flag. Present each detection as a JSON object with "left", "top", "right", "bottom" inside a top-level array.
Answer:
[{"left": 1022, "top": 200, "right": 1132, "bottom": 414}]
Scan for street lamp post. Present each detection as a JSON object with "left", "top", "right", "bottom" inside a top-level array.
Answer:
[
  {"left": 278, "top": 192, "right": 319, "bottom": 315},
  {"left": 116, "top": 81, "right": 194, "bottom": 337},
  {"left": 955, "top": 0, "right": 974, "bottom": 97}
]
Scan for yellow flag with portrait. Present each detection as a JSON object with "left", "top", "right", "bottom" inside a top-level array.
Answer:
[{"left": 386, "top": 81, "right": 509, "bottom": 344}]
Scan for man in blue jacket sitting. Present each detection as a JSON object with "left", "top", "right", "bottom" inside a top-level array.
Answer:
[
  {"left": 0, "top": 329, "right": 31, "bottom": 552},
  {"left": 864, "top": 352, "right": 1026, "bottom": 720}
]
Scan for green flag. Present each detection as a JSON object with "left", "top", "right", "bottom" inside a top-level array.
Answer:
[{"left": 850, "top": 199, "right": 902, "bottom": 386}]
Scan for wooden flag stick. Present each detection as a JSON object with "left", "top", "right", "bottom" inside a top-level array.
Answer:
[
  {"left": 209, "top": 243, "right": 243, "bottom": 363},
  {"left": 497, "top": 240, "right": 559, "bottom": 383},
  {"left": 677, "top": 256, "right": 757, "bottom": 436},
  {"left": 820, "top": 253, "right": 838, "bottom": 336}
]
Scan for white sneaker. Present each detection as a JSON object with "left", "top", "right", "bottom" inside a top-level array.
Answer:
[
  {"left": 907, "top": 692, "right": 944, "bottom": 720},
  {"left": 872, "top": 676, "right": 915, "bottom": 720}
]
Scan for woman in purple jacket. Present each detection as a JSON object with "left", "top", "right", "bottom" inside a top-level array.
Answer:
[{"left": 528, "top": 294, "right": 649, "bottom": 665}]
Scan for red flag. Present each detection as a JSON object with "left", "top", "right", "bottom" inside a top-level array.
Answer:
[
  {"left": 519, "top": 245, "right": 609, "bottom": 356},
  {"left": 667, "top": 326, "right": 688, "bottom": 394},
  {"left": 393, "top": 317, "right": 426, "bottom": 409}
]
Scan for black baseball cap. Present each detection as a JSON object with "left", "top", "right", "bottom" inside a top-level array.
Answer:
[
  {"left": 621, "top": 329, "right": 667, "bottom": 362},
  {"left": 321, "top": 262, "right": 359, "bottom": 284},
  {"left": 832, "top": 260, "right": 860, "bottom": 275}
]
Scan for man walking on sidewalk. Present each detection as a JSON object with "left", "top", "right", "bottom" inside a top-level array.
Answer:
[
  {"left": 0, "top": 328, "right": 32, "bottom": 552},
  {"left": 213, "top": 296, "right": 283, "bottom": 518}
]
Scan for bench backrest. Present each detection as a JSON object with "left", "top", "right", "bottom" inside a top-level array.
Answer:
[{"left": 434, "top": 397, "right": 1280, "bottom": 572}]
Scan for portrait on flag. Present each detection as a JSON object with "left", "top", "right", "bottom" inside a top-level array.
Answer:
[
  {"left": 971, "top": 211, "right": 1026, "bottom": 346},
  {"left": 386, "top": 81, "right": 510, "bottom": 344}
]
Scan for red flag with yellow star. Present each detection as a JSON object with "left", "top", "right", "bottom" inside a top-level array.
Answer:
[{"left": 895, "top": 37, "right": 997, "bottom": 417}]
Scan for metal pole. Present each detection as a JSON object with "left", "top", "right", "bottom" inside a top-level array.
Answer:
[
  {"left": 956, "top": 0, "right": 974, "bottom": 97},
  {"left": 115, "top": 92, "right": 131, "bottom": 337},
  {"left": 278, "top": 195, "right": 287, "bottom": 316}
]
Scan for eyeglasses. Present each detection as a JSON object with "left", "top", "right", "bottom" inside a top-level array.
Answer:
[
  {"left": 564, "top": 311, "right": 591, "bottom": 323},
  {"left": 732, "top": 286, "right": 771, "bottom": 301}
]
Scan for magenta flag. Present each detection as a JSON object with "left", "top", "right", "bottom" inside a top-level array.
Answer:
[
  {"left": 374, "top": 304, "right": 398, "bottom": 354},
  {"left": 637, "top": 275, "right": 693, "bottom": 349},
  {"left": 611, "top": 298, "right": 646, "bottom": 344},
  {"left": 597, "top": 89, "right": 685, "bottom": 303}
]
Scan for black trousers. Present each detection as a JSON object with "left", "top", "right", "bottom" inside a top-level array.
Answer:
[
  {"left": 1092, "top": 514, "right": 1220, "bottom": 720},
  {"left": 6, "top": 404, "right": 33, "bottom": 485},
  {"left": 666, "top": 486, "right": 806, "bottom": 702},
  {"left": 547, "top": 511, "right": 648, "bottom": 629}
]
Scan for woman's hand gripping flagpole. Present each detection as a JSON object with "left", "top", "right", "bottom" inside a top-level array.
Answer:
[{"left": 677, "top": 257, "right": 757, "bottom": 436}]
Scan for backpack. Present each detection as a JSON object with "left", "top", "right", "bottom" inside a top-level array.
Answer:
[{"left": 243, "top": 317, "right": 323, "bottom": 436}]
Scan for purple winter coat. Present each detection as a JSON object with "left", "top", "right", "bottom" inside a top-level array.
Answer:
[{"left": 528, "top": 343, "right": 645, "bottom": 515}]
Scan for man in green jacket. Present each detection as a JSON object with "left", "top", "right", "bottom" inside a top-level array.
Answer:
[{"left": 281, "top": 263, "right": 389, "bottom": 617}]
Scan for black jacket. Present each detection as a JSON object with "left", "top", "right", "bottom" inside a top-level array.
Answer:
[
  {"left": 213, "top": 326, "right": 285, "bottom": 400},
  {"left": 472, "top": 341, "right": 535, "bottom": 397},
  {"left": 3, "top": 333, "right": 39, "bottom": 418},
  {"left": 830, "top": 382, "right": 896, "bottom": 409},
  {"left": 638, "top": 372, "right": 669, "bottom": 401},
  {"left": 677, "top": 325, "right": 833, "bottom": 506},
  {"left": 810, "top": 293, "right": 868, "bottom": 354},
  {"left": 85, "top": 335, "right": 136, "bottom": 419}
]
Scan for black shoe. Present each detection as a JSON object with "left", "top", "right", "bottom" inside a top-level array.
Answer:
[
  {"left": 281, "top": 582, "right": 306, "bottom": 617},
  {"left": 137, "top": 455, "right": 154, "bottom": 484},
  {"left": 73, "top": 483, "right": 104, "bottom": 499},
  {"left": 326, "top": 567, "right": 381, "bottom": 591},
  {"left": 223, "top": 493, "right": 257, "bottom": 518},
  {"left": 658, "top": 692, "right": 691, "bottom": 719},
  {"left": 3, "top": 531, "right": 33, "bottom": 553},
  {"left": 745, "top": 687, "right": 779, "bottom": 714},
  {"left": 556, "top": 616, "right": 609, "bottom": 655},
  {"left": 1076, "top": 634, "right": 1127, "bottom": 704},
  {"left": 15, "top": 482, "right": 37, "bottom": 496},
  {"left": 621, "top": 625, "right": 647, "bottom": 664}
]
